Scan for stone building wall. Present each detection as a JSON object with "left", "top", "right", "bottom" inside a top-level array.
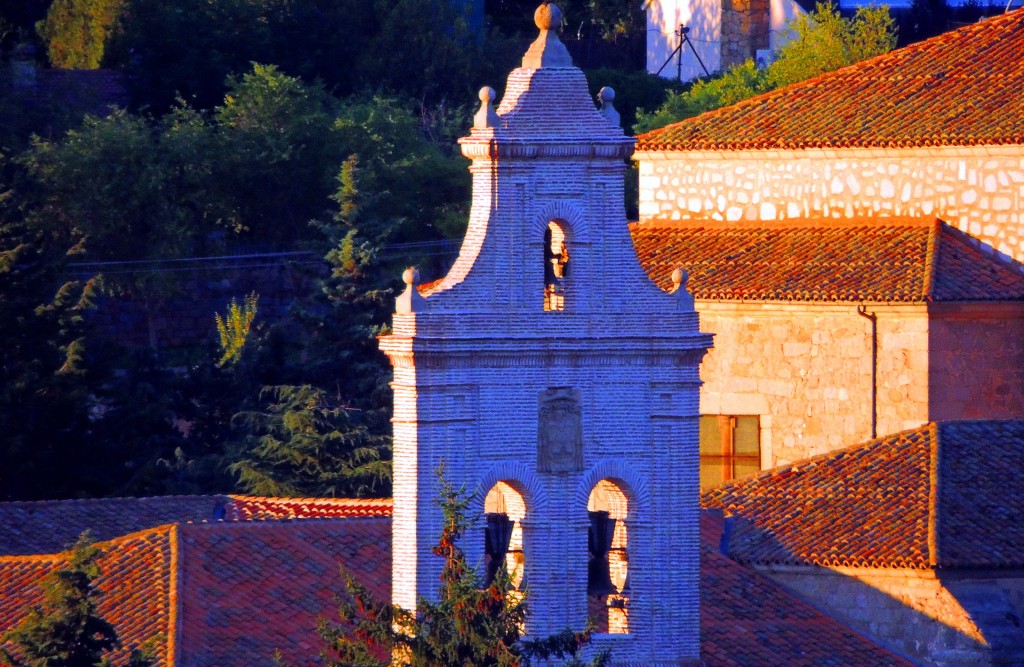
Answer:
[
  {"left": 697, "top": 302, "right": 930, "bottom": 467},
  {"left": 719, "top": 0, "right": 770, "bottom": 69},
  {"left": 928, "top": 304, "right": 1024, "bottom": 421},
  {"left": 764, "top": 566, "right": 1024, "bottom": 667},
  {"left": 636, "top": 145, "right": 1024, "bottom": 264}
]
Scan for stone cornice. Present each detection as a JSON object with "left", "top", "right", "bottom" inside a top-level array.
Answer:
[
  {"left": 460, "top": 138, "right": 635, "bottom": 161},
  {"left": 381, "top": 347, "right": 709, "bottom": 369}
]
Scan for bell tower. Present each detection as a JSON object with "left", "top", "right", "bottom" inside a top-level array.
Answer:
[{"left": 378, "top": 4, "right": 711, "bottom": 664}]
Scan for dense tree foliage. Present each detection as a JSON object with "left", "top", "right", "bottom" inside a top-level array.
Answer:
[
  {"left": 0, "top": 533, "right": 153, "bottom": 667},
  {"left": 229, "top": 385, "right": 389, "bottom": 497},
  {"left": 99, "top": 0, "right": 517, "bottom": 113},
  {"left": 634, "top": 3, "right": 897, "bottom": 133},
  {"left": 0, "top": 63, "right": 469, "bottom": 500},
  {"left": 35, "top": 0, "right": 128, "bottom": 68},
  {"left": 322, "top": 477, "right": 608, "bottom": 666}
]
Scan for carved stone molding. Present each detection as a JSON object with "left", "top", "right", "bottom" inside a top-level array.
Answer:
[{"left": 538, "top": 387, "right": 584, "bottom": 473}]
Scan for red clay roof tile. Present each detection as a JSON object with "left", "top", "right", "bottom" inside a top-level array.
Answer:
[
  {"left": 0, "top": 526, "right": 177, "bottom": 667},
  {"left": 636, "top": 10, "right": 1024, "bottom": 152},
  {"left": 702, "top": 420, "right": 1024, "bottom": 569},
  {"left": 0, "top": 495, "right": 393, "bottom": 556},
  {"left": 630, "top": 218, "right": 1024, "bottom": 302},
  {"left": 0, "top": 495, "right": 912, "bottom": 665},
  {"left": 699, "top": 513, "right": 914, "bottom": 666}
]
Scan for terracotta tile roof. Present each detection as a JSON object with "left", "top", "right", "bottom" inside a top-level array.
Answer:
[
  {"left": 703, "top": 420, "right": 1024, "bottom": 569},
  {"left": 177, "top": 518, "right": 391, "bottom": 667},
  {"left": 630, "top": 218, "right": 1024, "bottom": 302},
  {"left": 0, "top": 525, "right": 177, "bottom": 667},
  {"left": 0, "top": 495, "right": 910, "bottom": 665},
  {"left": 698, "top": 513, "right": 914, "bottom": 667},
  {"left": 0, "top": 496, "right": 224, "bottom": 556},
  {"left": 226, "top": 495, "right": 393, "bottom": 520},
  {"left": 0, "top": 495, "right": 392, "bottom": 556},
  {"left": 636, "top": 9, "right": 1024, "bottom": 152}
]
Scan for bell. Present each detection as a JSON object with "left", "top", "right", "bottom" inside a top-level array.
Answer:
[
  {"left": 588, "top": 511, "right": 618, "bottom": 596},
  {"left": 484, "top": 512, "right": 514, "bottom": 586}
]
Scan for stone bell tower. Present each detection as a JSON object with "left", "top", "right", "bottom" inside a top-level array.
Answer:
[{"left": 378, "top": 4, "right": 711, "bottom": 664}]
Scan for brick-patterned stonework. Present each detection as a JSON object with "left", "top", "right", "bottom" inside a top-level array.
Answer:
[
  {"left": 379, "top": 7, "right": 712, "bottom": 664},
  {"left": 764, "top": 567, "right": 1024, "bottom": 667},
  {"left": 636, "top": 146, "right": 1024, "bottom": 264}
]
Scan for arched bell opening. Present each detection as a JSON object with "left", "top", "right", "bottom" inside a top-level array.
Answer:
[
  {"left": 587, "top": 479, "right": 630, "bottom": 634},
  {"left": 543, "top": 220, "right": 572, "bottom": 311},
  {"left": 484, "top": 481, "right": 527, "bottom": 590}
]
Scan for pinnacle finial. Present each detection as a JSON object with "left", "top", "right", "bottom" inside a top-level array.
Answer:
[
  {"left": 534, "top": 2, "right": 561, "bottom": 31},
  {"left": 672, "top": 267, "right": 695, "bottom": 310},
  {"left": 474, "top": 86, "right": 500, "bottom": 129},
  {"left": 597, "top": 86, "right": 620, "bottom": 127},
  {"left": 397, "top": 267, "right": 427, "bottom": 314},
  {"left": 522, "top": 3, "right": 573, "bottom": 68}
]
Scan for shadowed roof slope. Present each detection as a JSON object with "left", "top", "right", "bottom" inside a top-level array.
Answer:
[
  {"left": 177, "top": 518, "right": 390, "bottom": 667},
  {"left": 636, "top": 9, "right": 1024, "bottom": 152},
  {"left": 0, "top": 526, "right": 177, "bottom": 667},
  {"left": 631, "top": 219, "right": 1024, "bottom": 302},
  {"left": 0, "top": 495, "right": 393, "bottom": 556},
  {"left": 699, "top": 514, "right": 914, "bottom": 667},
  {"left": 703, "top": 420, "right": 1024, "bottom": 569}
]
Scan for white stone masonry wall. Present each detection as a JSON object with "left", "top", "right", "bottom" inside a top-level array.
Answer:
[{"left": 637, "top": 146, "right": 1024, "bottom": 264}]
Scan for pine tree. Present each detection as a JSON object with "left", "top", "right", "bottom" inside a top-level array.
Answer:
[
  {"left": 0, "top": 533, "right": 153, "bottom": 667},
  {"left": 229, "top": 385, "right": 390, "bottom": 498},
  {"left": 321, "top": 475, "right": 609, "bottom": 667}
]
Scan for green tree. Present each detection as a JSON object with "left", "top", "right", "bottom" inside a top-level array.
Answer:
[
  {"left": 215, "top": 292, "right": 259, "bottom": 367},
  {"left": 767, "top": 3, "right": 897, "bottom": 89},
  {"left": 0, "top": 154, "right": 103, "bottom": 501},
  {"left": 322, "top": 476, "right": 609, "bottom": 666},
  {"left": 36, "top": 0, "right": 129, "bottom": 68},
  {"left": 229, "top": 385, "right": 390, "bottom": 497},
  {"left": 0, "top": 533, "right": 153, "bottom": 667},
  {"left": 634, "top": 2, "right": 897, "bottom": 133}
]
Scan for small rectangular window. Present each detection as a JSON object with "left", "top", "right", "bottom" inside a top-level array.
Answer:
[{"left": 699, "top": 415, "right": 761, "bottom": 490}]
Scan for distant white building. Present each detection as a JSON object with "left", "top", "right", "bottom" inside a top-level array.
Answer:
[
  {"left": 644, "top": 0, "right": 807, "bottom": 81},
  {"left": 644, "top": 0, "right": 919, "bottom": 82}
]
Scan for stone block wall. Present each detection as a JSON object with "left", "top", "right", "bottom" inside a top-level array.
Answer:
[
  {"left": 764, "top": 566, "right": 1024, "bottom": 666},
  {"left": 697, "top": 302, "right": 930, "bottom": 467},
  {"left": 720, "top": 0, "right": 770, "bottom": 69},
  {"left": 636, "top": 146, "right": 1024, "bottom": 264},
  {"left": 928, "top": 305, "right": 1024, "bottom": 421}
]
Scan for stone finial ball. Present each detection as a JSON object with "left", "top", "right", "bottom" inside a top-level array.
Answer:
[
  {"left": 479, "top": 86, "right": 496, "bottom": 103},
  {"left": 403, "top": 267, "right": 420, "bottom": 286},
  {"left": 598, "top": 86, "right": 616, "bottom": 103},
  {"left": 672, "top": 267, "right": 689, "bottom": 287},
  {"left": 535, "top": 2, "right": 562, "bottom": 31}
]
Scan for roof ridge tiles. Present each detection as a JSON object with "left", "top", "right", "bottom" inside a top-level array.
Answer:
[
  {"left": 631, "top": 216, "right": 938, "bottom": 230},
  {"left": 0, "top": 523, "right": 178, "bottom": 562},
  {"left": 0, "top": 494, "right": 228, "bottom": 507}
]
